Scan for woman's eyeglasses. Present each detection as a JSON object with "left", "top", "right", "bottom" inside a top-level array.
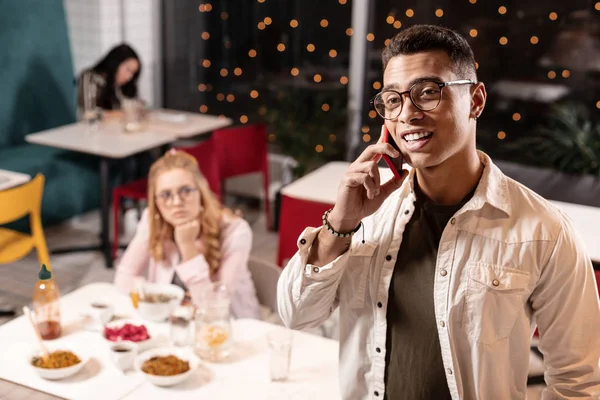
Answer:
[{"left": 155, "top": 186, "right": 197, "bottom": 205}]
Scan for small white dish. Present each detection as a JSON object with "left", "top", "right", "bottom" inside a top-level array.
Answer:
[
  {"left": 108, "top": 341, "right": 138, "bottom": 372},
  {"left": 134, "top": 347, "right": 198, "bottom": 387},
  {"left": 29, "top": 347, "right": 89, "bottom": 380},
  {"left": 136, "top": 283, "right": 185, "bottom": 322},
  {"left": 82, "top": 301, "right": 114, "bottom": 331},
  {"left": 103, "top": 319, "right": 156, "bottom": 352}
]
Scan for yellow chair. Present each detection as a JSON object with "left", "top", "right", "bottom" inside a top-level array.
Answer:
[{"left": 0, "top": 174, "right": 50, "bottom": 268}]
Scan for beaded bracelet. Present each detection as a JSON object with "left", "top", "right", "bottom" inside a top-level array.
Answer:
[{"left": 322, "top": 209, "right": 364, "bottom": 243}]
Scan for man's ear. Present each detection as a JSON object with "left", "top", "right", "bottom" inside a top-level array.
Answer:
[{"left": 470, "top": 82, "right": 487, "bottom": 119}]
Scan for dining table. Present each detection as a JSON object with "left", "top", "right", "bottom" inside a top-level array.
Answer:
[{"left": 0, "top": 283, "right": 340, "bottom": 400}]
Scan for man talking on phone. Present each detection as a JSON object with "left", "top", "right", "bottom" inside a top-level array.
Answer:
[{"left": 277, "top": 25, "right": 600, "bottom": 400}]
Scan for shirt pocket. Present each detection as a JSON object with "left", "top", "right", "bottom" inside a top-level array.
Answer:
[
  {"left": 341, "top": 241, "right": 378, "bottom": 309},
  {"left": 461, "top": 262, "right": 530, "bottom": 345}
]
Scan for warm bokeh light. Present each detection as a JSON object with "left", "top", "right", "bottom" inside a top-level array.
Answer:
[
  {"left": 499, "top": 37, "right": 508, "bottom": 45},
  {"left": 226, "top": 94, "right": 235, "bottom": 102},
  {"left": 221, "top": 12, "right": 228, "bottom": 20},
  {"left": 393, "top": 21, "right": 402, "bottom": 29},
  {"left": 406, "top": 9, "right": 414, "bottom": 17},
  {"left": 216, "top": 93, "right": 225, "bottom": 101},
  {"left": 530, "top": 36, "right": 539, "bottom": 44},
  {"left": 512, "top": 113, "right": 521, "bottom": 121},
  {"left": 307, "top": 44, "right": 315, "bottom": 52},
  {"left": 231, "top": 68, "right": 241, "bottom": 76},
  {"left": 384, "top": 39, "right": 391, "bottom": 46},
  {"left": 366, "top": 33, "right": 375, "bottom": 42},
  {"left": 264, "top": 17, "right": 272, "bottom": 25},
  {"left": 291, "top": 67, "right": 299, "bottom": 76},
  {"left": 340, "top": 76, "right": 348, "bottom": 84},
  {"left": 320, "top": 19, "right": 329, "bottom": 27},
  {"left": 562, "top": 70, "right": 571, "bottom": 78},
  {"left": 346, "top": 28, "right": 354, "bottom": 36},
  {"left": 339, "top": 0, "right": 347, "bottom": 4},
  {"left": 198, "top": 84, "right": 207, "bottom": 92},
  {"left": 549, "top": 12, "right": 558, "bottom": 20},
  {"left": 199, "top": 105, "right": 208, "bottom": 113},
  {"left": 386, "top": 16, "right": 395, "bottom": 24},
  {"left": 202, "top": 59, "right": 211, "bottom": 68},
  {"left": 277, "top": 43, "right": 286, "bottom": 52},
  {"left": 329, "top": 134, "right": 336, "bottom": 142},
  {"left": 475, "top": 61, "right": 479, "bottom": 69},
  {"left": 268, "top": 133, "right": 276, "bottom": 141},
  {"left": 250, "top": 90, "right": 259, "bottom": 99},
  {"left": 220, "top": 68, "right": 228, "bottom": 77},
  {"left": 259, "top": 106, "right": 267, "bottom": 116},
  {"left": 548, "top": 71, "right": 556, "bottom": 79},
  {"left": 205, "top": 3, "right": 212, "bottom": 11},
  {"left": 469, "top": 0, "right": 477, "bottom": 3},
  {"left": 373, "top": 81, "right": 381, "bottom": 90},
  {"left": 596, "top": 100, "right": 600, "bottom": 109},
  {"left": 257, "top": 22, "right": 266, "bottom": 30},
  {"left": 497, "top": 131, "right": 506, "bottom": 140},
  {"left": 469, "top": 29, "right": 478, "bottom": 38},
  {"left": 290, "top": 19, "right": 298, "bottom": 28},
  {"left": 369, "top": 110, "right": 377, "bottom": 119},
  {"left": 435, "top": 9, "right": 444, "bottom": 17},
  {"left": 329, "top": 49, "right": 337, "bottom": 58},
  {"left": 240, "top": 115, "right": 248, "bottom": 124},
  {"left": 361, "top": 126, "right": 370, "bottom": 133},
  {"left": 248, "top": 49, "right": 257, "bottom": 58},
  {"left": 258, "top": 0, "right": 265, "bottom": 3},
  {"left": 596, "top": 2, "right": 600, "bottom": 10},
  {"left": 201, "top": 32, "right": 210, "bottom": 40},
  {"left": 313, "top": 74, "right": 322, "bottom": 83},
  {"left": 362, "top": 134, "right": 371, "bottom": 142},
  {"left": 315, "top": 145, "right": 324, "bottom": 153},
  {"left": 321, "top": 103, "right": 330, "bottom": 112},
  {"left": 498, "top": 6, "right": 507, "bottom": 14}
]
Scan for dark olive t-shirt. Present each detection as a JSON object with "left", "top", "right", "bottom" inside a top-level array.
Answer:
[{"left": 384, "top": 183, "right": 474, "bottom": 400}]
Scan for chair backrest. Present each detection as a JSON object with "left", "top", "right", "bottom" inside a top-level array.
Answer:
[
  {"left": 212, "top": 124, "right": 268, "bottom": 179},
  {"left": 178, "top": 139, "right": 221, "bottom": 198},
  {"left": 0, "top": 174, "right": 45, "bottom": 225},
  {"left": 247, "top": 256, "right": 281, "bottom": 312}
]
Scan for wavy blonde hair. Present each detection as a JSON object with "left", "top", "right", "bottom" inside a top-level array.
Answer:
[{"left": 147, "top": 150, "right": 229, "bottom": 275}]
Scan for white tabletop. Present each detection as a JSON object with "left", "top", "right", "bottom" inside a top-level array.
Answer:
[
  {"left": 0, "top": 283, "right": 340, "bottom": 400},
  {"left": 280, "top": 162, "right": 600, "bottom": 262},
  {"left": 147, "top": 109, "right": 233, "bottom": 138},
  {"left": 0, "top": 169, "right": 30, "bottom": 191}
]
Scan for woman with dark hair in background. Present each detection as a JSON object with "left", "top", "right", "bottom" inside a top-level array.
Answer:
[{"left": 77, "top": 44, "right": 141, "bottom": 118}]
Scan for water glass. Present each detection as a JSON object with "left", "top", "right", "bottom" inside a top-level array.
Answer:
[
  {"left": 169, "top": 305, "right": 194, "bottom": 347},
  {"left": 267, "top": 329, "right": 293, "bottom": 381}
]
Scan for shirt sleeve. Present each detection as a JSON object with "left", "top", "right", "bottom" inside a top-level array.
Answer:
[
  {"left": 530, "top": 213, "right": 600, "bottom": 398},
  {"left": 113, "top": 209, "right": 151, "bottom": 293}
]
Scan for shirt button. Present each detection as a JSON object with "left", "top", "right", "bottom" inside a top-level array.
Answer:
[
  {"left": 492, "top": 279, "right": 500, "bottom": 286},
  {"left": 300, "top": 238, "right": 306, "bottom": 245},
  {"left": 376, "top": 347, "right": 381, "bottom": 353},
  {"left": 450, "top": 218, "right": 456, "bottom": 225},
  {"left": 440, "top": 269, "right": 447, "bottom": 277},
  {"left": 377, "top": 302, "right": 382, "bottom": 308},
  {"left": 313, "top": 267, "right": 320, "bottom": 273},
  {"left": 439, "top": 321, "right": 445, "bottom": 328},
  {"left": 447, "top": 368, "right": 453, "bottom": 375},
  {"left": 404, "top": 209, "right": 410, "bottom": 215},
  {"left": 385, "top": 255, "right": 392, "bottom": 261},
  {"left": 374, "top": 391, "right": 379, "bottom": 397}
]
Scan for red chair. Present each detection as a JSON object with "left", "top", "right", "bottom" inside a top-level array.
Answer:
[
  {"left": 111, "top": 139, "right": 221, "bottom": 259},
  {"left": 212, "top": 124, "right": 271, "bottom": 229}
]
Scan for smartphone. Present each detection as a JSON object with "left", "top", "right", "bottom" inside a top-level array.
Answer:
[{"left": 380, "top": 125, "right": 404, "bottom": 179}]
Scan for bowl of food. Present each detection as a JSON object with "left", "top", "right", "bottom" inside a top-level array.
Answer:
[
  {"left": 136, "top": 284, "right": 185, "bottom": 322},
  {"left": 30, "top": 348, "right": 89, "bottom": 380},
  {"left": 134, "top": 347, "right": 198, "bottom": 387},
  {"left": 103, "top": 319, "right": 155, "bottom": 351}
]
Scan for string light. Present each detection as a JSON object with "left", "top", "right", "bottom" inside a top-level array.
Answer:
[
  {"left": 469, "top": 0, "right": 477, "bottom": 3},
  {"left": 264, "top": 17, "right": 272, "bottom": 25},
  {"left": 499, "top": 36, "right": 508, "bottom": 45},
  {"left": 530, "top": 36, "right": 539, "bottom": 44},
  {"left": 307, "top": 44, "right": 315, "bottom": 52},
  {"left": 386, "top": 16, "right": 395, "bottom": 24},
  {"left": 290, "top": 19, "right": 298, "bottom": 28},
  {"left": 369, "top": 110, "right": 377, "bottom": 119},
  {"left": 361, "top": 126, "right": 370, "bottom": 133},
  {"left": 205, "top": 3, "right": 212, "bottom": 11},
  {"left": 257, "top": 22, "right": 266, "bottom": 30},
  {"left": 475, "top": 61, "right": 479, "bottom": 70},
  {"left": 217, "top": 93, "right": 225, "bottom": 101},
  {"left": 469, "top": 29, "right": 478, "bottom": 37},
  {"left": 250, "top": 90, "right": 259, "bottom": 98},
  {"left": 384, "top": 39, "right": 391, "bottom": 46},
  {"left": 202, "top": 59, "right": 211, "bottom": 68},
  {"left": 512, "top": 113, "right": 521, "bottom": 121},
  {"left": 435, "top": 9, "right": 444, "bottom": 17},
  {"left": 234, "top": 67, "right": 242, "bottom": 76},
  {"left": 362, "top": 134, "right": 371, "bottom": 142},
  {"left": 198, "top": 4, "right": 205, "bottom": 12},
  {"left": 498, "top": 6, "right": 507, "bottom": 15},
  {"left": 339, "top": 0, "right": 347, "bottom": 4},
  {"left": 248, "top": 49, "right": 257, "bottom": 58},
  {"left": 549, "top": 12, "right": 558, "bottom": 20},
  {"left": 393, "top": 21, "right": 402, "bottom": 29},
  {"left": 259, "top": 106, "right": 267, "bottom": 115},
  {"left": 313, "top": 74, "right": 322, "bottom": 83},
  {"left": 320, "top": 19, "right": 329, "bottom": 27},
  {"left": 366, "top": 33, "right": 375, "bottom": 42},
  {"left": 562, "top": 70, "right": 570, "bottom": 78},
  {"left": 291, "top": 67, "right": 299, "bottom": 76},
  {"left": 240, "top": 115, "right": 248, "bottom": 123},
  {"left": 221, "top": 12, "right": 228, "bottom": 20},
  {"left": 596, "top": 2, "right": 600, "bottom": 10},
  {"left": 315, "top": 145, "right": 324, "bottom": 153},
  {"left": 346, "top": 28, "right": 353, "bottom": 36},
  {"left": 340, "top": 76, "right": 348, "bottom": 84},
  {"left": 329, "top": 134, "right": 336, "bottom": 142},
  {"left": 322, "top": 103, "right": 330, "bottom": 112},
  {"left": 258, "top": 0, "right": 265, "bottom": 3},
  {"left": 277, "top": 43, "right": 286, "bottom": 52},
  {"left": 596, "top": 101, "right": 600, "bottom": 109},
  {"left": 497, "top": 131, "right": 506, "bottom": 140},
  {"left": 198, "top": 84, "right": 207, "bottom": 91},
  {"left": 220, "top": 68, "right": 228, "bottom": 77},
  {"left": 226, "top": 94, "right": 235, "bottom": 102},
  {"left": 202, "top": 32, "right": 210, "bottom": 40},
  {"left": 268, "top": 133, "right": 276, "bottom": 141},
  {"left": 406, "top": 9, "right": 414, "bottom": 17},
  {"left": 373, "top": 81, "right": 381, "bottom": 90},
  {"left": 199, "top": 105, "right": 208, "bottom": 113},
  {"left": 329, "top": 49, "right": 337, "bottom": 58},
  {"left": 547, "top": 71, "right": 556, "bottom": 79}
]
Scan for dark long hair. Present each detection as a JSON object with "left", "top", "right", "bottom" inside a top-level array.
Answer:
[{"left": 92, "top": 44, "right": 141, "bottom": 109}]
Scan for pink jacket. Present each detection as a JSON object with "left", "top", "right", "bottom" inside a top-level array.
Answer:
[{"left": 114, "top": 209, "right": 260, "bottom": 319}]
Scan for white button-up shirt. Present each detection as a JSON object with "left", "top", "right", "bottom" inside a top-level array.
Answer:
[{"left": 278, "top": 152, "right": 600, "bottom": 400}]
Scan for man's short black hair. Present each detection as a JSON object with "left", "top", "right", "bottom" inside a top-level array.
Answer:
[{"left": 382, "top": 25, "right": 477, "bottom": 82}]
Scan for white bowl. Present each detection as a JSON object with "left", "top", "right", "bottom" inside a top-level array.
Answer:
[
  {"left": 103, "top": 319, "right": 156, "bottom": 351},
  {"left": 137, "top": 283, "right": 185, "bottom": 322},
  {"left": 135, "top": 347, "right": 198, "bottom": 387},
  {"left": 29, "top": 347, "right": 89, "bottom": 380}
]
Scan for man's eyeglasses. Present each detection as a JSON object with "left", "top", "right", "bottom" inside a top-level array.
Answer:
[
  {"left": 370, "top": 79, "right": 475, "bottom": 120},
  {"left": 155, "top": 186, "right": 197, "bottom": 205}
]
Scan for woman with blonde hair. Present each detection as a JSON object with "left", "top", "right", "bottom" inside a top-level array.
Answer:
[{"left": 114, "top": 149, "right": 260, "bottom": 318}]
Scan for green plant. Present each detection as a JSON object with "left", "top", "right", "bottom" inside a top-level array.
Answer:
[
  {"left": 507, "top": 102, "right": 600, "bottom": 176},
  {"left": 264, "top": 87, "right": 347, "bottom": 177}
]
